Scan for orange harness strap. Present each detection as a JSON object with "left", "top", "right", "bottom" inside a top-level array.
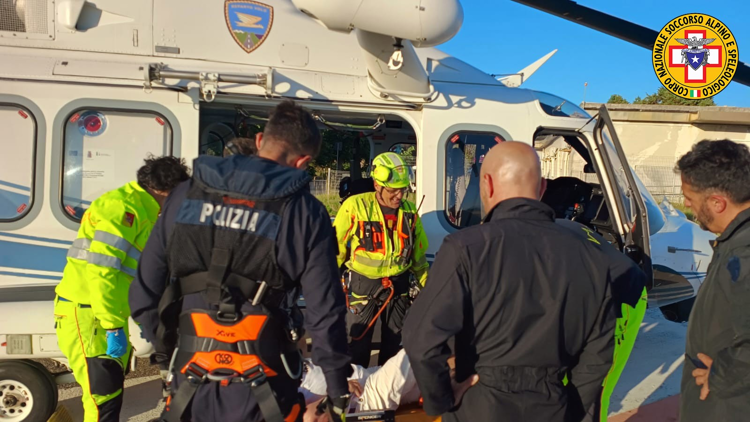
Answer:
[{"left": 352, "top": 277, "right": 394, "bottom": 341}]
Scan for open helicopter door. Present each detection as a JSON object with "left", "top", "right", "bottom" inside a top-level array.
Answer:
[{"left": 586, "top": 105, "right": 653, "bottom": 285}]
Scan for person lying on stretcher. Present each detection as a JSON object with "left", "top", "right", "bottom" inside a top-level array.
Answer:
[{"left": 300, "top": 349, "right": 478, "bottom": 421}]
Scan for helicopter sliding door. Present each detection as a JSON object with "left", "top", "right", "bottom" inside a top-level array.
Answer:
[{"left": 585, "top": 105, "right": 652, "bottom": 283}]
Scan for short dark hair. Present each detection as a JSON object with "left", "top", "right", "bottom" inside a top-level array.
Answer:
[
  {"left": 675, "top": 139, "right": 750, "bottom": 204},
  {"left": 263, "top": 100, "right": 322, "bottom": 157},
  {"left": 137, "top": 155, "right": 191, "bottom": 192},
  {"left": 228, "top": 137, "right": 258, "bottom": 156}
]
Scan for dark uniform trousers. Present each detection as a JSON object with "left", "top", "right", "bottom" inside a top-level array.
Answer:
[{"left": 347, "top": 272, "right": 410, "bottom": 367}]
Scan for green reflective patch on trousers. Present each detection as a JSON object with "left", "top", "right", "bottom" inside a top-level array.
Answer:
[{"left": 599, "top": 287, "right": 648, "bottom": 421}]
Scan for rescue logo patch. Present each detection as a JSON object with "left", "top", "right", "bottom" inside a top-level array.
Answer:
[
  {"left": 652, "top": 14, "right": 739, "bottom": 99},
  {"left": 123, "top": 212, "right": 135, "bottom": 228},
  {"left": 727, "top": 256, "right": 741, "bottom": 283},
  {"left": 225, "top": 0, "right": 273, "bottom": 54}
]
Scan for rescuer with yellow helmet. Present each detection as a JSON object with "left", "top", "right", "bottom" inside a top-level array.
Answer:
[{"left": 333, "top": 151, "right": 429, "bottom": 367}]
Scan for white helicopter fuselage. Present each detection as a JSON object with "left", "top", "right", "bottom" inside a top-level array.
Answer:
[{"left": 0, "top": 0, "right": 709, "bottom": 367}]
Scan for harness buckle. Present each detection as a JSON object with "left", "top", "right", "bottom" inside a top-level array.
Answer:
[
  {"left": 242, "top": 365, "right": 267, "bottom": 388},
  {"left": 185, "top": 363, "right": 208, "bottom": 385},
  {"left": 216, "top": 310, "right": 239, "bottom": 322},
  {"left": 217, "top": 299, "right": 240, "bottom": 322}
]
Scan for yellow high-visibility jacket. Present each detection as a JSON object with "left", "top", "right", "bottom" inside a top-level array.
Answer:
[
  {"left": 55, "top": 181, "right": 160, "bottom": 330},
  {"left": 334, "top": 192, "right": 429, "bottom": 286}
]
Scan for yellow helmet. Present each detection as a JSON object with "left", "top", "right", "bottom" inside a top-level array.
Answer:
[{"left": 371, "top": 152, "right": 412, "bottom": 189}]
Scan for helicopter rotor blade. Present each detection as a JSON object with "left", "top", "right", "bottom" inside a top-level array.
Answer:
[{"left": 511, "top": 0, "right": 750, "bottom": 88}]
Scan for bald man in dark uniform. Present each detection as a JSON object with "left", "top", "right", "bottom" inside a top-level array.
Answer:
[{"left": 403, "top": 141, "right": 646, "bottom": 422}]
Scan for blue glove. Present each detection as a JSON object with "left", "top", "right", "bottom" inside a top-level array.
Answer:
[
  {"left": 106, "top": 328, "right": 128, "bottom": 358},
  {"left": 136, "top": 322, "right": 147, "bottom": 340}
]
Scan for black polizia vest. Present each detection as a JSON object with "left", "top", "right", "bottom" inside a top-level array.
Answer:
[
  {"left": 168, "top": 160, "right": 307, "bottom": 294},
  {"left": 155, "top": 155, "right": 311, "bottom": 422}
]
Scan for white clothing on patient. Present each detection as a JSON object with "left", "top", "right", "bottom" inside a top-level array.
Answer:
[{"left": 299, "top": 349, "right": 421, "bottom": 412}]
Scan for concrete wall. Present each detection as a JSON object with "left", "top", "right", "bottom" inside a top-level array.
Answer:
[
  {"left": 556, "top": 103, "right": 750, "bottom": 202},
  {"left": 582, "top": 103, "right": 750, "bottom": 163}
]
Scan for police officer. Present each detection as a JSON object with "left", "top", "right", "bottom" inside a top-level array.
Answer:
[
  {"left": 334, "top": 152, "right": 429, "bottom": 367},
  {"left": 129, "top": 101, "right": 353, "bottom": 422},
  {"left": 54, "top": 156, "right": 190, "bottom": 422},
  {"left": 403, "top": 142, "right": 646, "bottom": 422}
]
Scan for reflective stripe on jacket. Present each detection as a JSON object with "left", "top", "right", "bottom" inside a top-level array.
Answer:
[
  {"left": 55, "top": 181, "right": 160, "bottom": 329},
  {"left": 333, "top": 192, "right": 429, "bottom": 285}
]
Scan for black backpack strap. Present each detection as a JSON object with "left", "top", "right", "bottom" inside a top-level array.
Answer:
[
  {"left": 205, "top": 247, "right": 230, "bottom": 304},
  {"left": 250, "top": 369, "right": 288, "bottom": 422},
  {"left": 153, "top": 248, "right": 233, "bottom": 362},
  {"left": 159, "top": 364, "right": 204, "bottom": 422}
]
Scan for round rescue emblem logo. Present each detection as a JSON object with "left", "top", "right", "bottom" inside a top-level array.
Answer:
[{"left": 652, "top": 14, "right": 739, "bottom": 99}]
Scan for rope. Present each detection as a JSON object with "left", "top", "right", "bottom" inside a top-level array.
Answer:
[{"left": 351, "top": 277, "right": 394, "bottom": 341}]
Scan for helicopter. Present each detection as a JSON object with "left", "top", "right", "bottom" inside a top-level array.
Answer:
[{"left": 0, "top": 0, "right": 738, "bottom": 419}]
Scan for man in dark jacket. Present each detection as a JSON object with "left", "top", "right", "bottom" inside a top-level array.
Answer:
[
  {"left": 676, "top": 139, "right": 750, "bottom": 422},
  {"left": 555, "top": 219, "right": 648, "bottom": 422},
  {"left": 402, "top": 141, "right": 644, "bottom": 422},
  {"left": 129, "top": 101, "right": 352, "bottom": 422}
]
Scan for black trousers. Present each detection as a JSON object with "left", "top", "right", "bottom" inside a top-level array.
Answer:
[{"left": 346, "top": 272, "right": 411, "bottom": 367}]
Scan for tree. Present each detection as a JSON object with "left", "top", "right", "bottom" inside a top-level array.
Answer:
[
  {"left": 309, "top": 130, "right": 371, "bottom": 178},
  {"left": 608, "top": 87, "right": 717, "bottom": 107},
  {"left": 607, "top": 94, "right": 630, "bottom": 104},
  {"left": 632, "top": 87, "right": 716, "bottom": 106}
]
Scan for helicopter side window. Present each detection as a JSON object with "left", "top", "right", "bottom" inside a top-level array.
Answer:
[
  {"left": 61, "top": 109, "right": 173, "bottom": 221},
  {"left": 445, "top": 132, "right": 504, "bottom": 228},
  {"left": 0, "top": 104, "right": 37, "bottom": 222},
  {"left": 531, "top": 91, "right": 592, "bottom": 119}
]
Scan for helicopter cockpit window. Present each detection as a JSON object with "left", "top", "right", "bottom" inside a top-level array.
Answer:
[
  {"left": 445, "top": 132, "right": 504, "bottom": 228},
  {"left": 531, "top": 91, "right": 591, "bottom": 119},
  {"left": 599, "top": 124, "right": 635, "bottom": 225}
]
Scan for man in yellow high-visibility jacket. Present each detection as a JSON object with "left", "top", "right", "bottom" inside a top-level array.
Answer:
[
  {"left": 334, "top": 152, "right": 429, "bottom": 367},
  {"left": 53, "top": 156, "right": 189, "bottom": 422}
]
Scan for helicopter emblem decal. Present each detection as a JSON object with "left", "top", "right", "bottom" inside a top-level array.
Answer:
[
  {"left": 675, "top": 37, "right": 716, "bottom": 71},
  {"left": 225, "top": 0, "right": 274, "bottom": 54}
]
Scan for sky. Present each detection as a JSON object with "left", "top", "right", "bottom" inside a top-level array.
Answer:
[{"left": 438, "top": 0, "right": 749, "bottom": 107}]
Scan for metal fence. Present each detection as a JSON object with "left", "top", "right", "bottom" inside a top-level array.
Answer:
[
  {"left": 310, "top": 180, "right": 328, "bottom": 196},
  {"left": 541, "top": 149, "right": 685, "bottom": 204},
  {"left": 310, "top": 169, "right": 367, "bottom": 197},
  {"left": 633, "top": 164, "right": 684, "bottom": 203}
]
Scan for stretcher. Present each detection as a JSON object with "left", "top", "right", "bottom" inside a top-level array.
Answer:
[
  {"left": 393, "top": 404, "right": 440, "bottom": 422},
  {"left": 345, "top": 403, "right": 439, "bottom": 422}
]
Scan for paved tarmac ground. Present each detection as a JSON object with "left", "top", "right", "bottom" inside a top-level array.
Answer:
[
  {"left": 54, "top": 309, "right": 687, "bottom": 421},
  {"left": 58, "top": 375, "right": 164, "bottom": 422},
  {"left": 606, "top": 308, "right": 686, "bottom": 421}
]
